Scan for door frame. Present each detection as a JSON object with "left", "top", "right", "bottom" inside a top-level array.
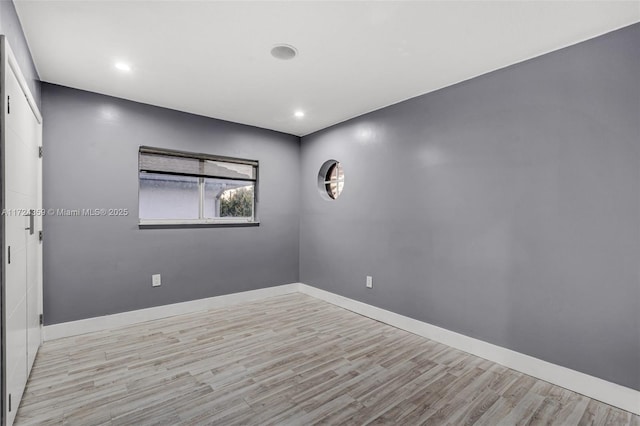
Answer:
[{"left": 0, "top": 35, "right": 43, "bottom": 426}]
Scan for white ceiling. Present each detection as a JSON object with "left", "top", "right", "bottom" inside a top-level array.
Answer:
[{"left": 14, "top": 1, "right": 640, "bottom": 136}]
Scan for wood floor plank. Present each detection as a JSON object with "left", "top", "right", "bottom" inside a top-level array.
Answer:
[{"left": 14, "top": 293, "right": 639, "bottom": 425}]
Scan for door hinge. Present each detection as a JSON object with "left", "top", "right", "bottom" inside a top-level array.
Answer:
[
  {"left": 39, "top": 230, "right": 43, "bottom": 242},
  {"left": 7, "top": 95, "right": 10, "bottom": 114},
  {"left": 39, "top": 146, "right": 43, "bottom": 158},
  {"left": 8, "top": 393, "right": 11, "bottom": 412},
  {"left": 39, "top": 313, "right": 44, "bottom": 325},
  {"left": 7, "top": 245, "right": 10, "bottom": 264}
]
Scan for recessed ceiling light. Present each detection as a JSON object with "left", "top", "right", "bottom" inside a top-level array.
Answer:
[
  {"left": 294, "top": 110, "right": 305, "bottom": 118},
  {"left": 271, "top": 44, "right": 298, "bottom": 60},
  {"left": 114, "top": 62, "right": 132, "bottom": 72}
]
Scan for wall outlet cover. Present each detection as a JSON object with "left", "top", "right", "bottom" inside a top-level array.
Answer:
[{"left": 152, "top": 274, "right": 161, "bottom": 287}]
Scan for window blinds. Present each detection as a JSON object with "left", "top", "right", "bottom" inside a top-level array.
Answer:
[{"left": 139, "top": 147, "right": 257, "bottom": 181}]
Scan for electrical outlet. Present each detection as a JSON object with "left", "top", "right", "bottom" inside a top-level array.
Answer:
[
  {"left": 366, "top": 275, "right": 373, "bottom": 289},
  {"left": 152, "top": 274, "right": 161, "bottom": 287}
]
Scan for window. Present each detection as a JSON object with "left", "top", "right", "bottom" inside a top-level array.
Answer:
[
  {"left": 139, "top": 147, "right": 258, "bottom": 226},
  {"left": 318, "top": 160, "right": 344, "bottom": 200},
  {"left": 324, "top": 162, "right": 344, "bottom": 199}
]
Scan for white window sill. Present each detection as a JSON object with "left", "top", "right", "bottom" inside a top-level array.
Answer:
[{"left": 139, "top": 219, "right": 259, "bottom": 229}]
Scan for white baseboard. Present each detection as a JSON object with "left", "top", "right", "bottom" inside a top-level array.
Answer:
[
  {"left": 297, "top": 283, "right": 640, "bottom": 416},
  {"left": 43, "top": 283, "right": 300, "bottom": 341},
  {"left": 43, "top": 282, "right": 639, "bottom": 415}
]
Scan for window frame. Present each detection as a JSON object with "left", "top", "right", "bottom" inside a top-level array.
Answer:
[
  {"left": 317, "top": 159, "right": 344, "bottom": 201},
  {"left": 138, "top": 146, "right": 259, "bottom": 228},
  {"left": 323, "top": 162, "right": 344, "bottom": 200}
]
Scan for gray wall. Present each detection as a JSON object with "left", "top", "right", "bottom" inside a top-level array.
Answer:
[
  {"left": 0, "top": 0, "right": 40, "bottom": 107},
  {"left": 300, "top": 23, "right": 640, "bottom": 391},
  {"left": 42, "top": 83, "right": 300, "bottom": 325},
  {"left": 39, "top": 21, "right": 639, "bottom": 391}
]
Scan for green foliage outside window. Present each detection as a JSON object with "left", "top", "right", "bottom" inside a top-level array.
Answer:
[{"left": 220, "top": 186, "right": 254, "bottom": 217}]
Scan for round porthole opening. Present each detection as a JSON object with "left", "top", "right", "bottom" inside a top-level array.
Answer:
[{"left": 318, "top": 160, "right": 344, "bottom": 200}]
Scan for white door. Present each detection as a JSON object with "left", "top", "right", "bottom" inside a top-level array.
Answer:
[{"left": 3, "top": 41, "right": 43, "bottom": 426}]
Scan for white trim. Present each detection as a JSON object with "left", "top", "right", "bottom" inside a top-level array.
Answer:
[
  {"left": 138, "top": 218, "right": 258, "bottom": 226},
  {"left": 43, "top": 283, "right": 299, "bottom": 341},
  {"left": 42, "top": 282, "right": 639, "bottom": 415},
  {"left": 297, "top": 283, "right": 640, "bottom": 416}
]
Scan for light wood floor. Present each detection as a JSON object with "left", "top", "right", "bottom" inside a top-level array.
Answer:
[{"left": 15, "top": 293, "right": 639, "bottom": 425}]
